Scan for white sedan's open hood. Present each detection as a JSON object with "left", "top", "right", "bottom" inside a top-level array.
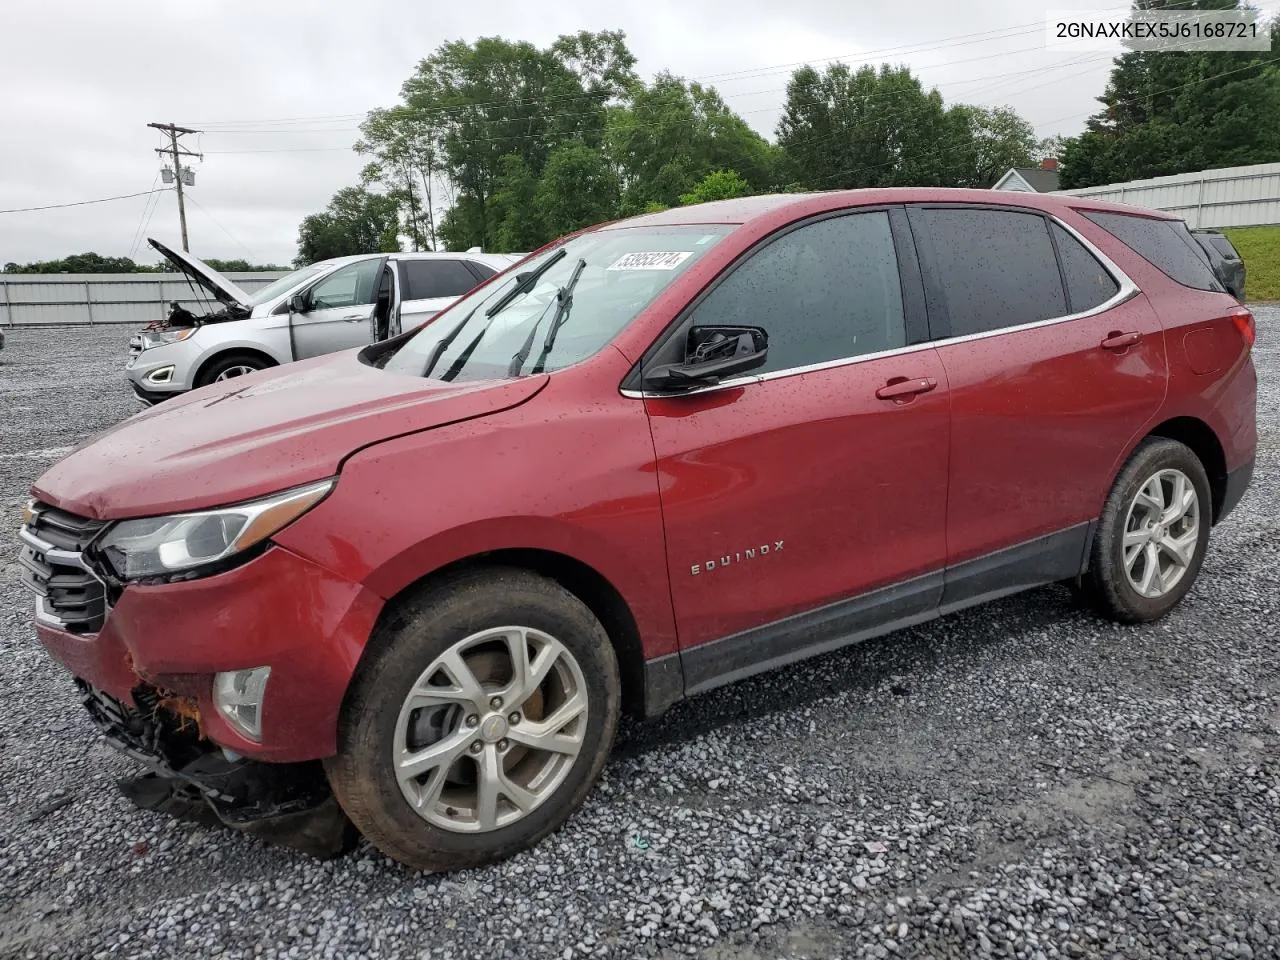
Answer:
[{"left": 148, "top": 238, "right": 254, "bottom": 314}]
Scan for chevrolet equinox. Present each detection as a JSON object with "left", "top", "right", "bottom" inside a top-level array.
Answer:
[{"left": 19, "top": 189, "right": 1257, "bottom": 872}]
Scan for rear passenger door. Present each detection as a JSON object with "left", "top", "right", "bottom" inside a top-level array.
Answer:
[
  {"left": 640, "top": 208, "right": 952, "bottom": 688},
  {"left": 398, "top": 259, "right": 489, "bottom": 331},
  {"left": 906, "top": 205, "right": 1166, "bottom": 603}
]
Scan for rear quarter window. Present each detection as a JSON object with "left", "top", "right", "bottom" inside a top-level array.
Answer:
[{"left": 1082, "top": 211, "right": 1223, "bottom": 293}]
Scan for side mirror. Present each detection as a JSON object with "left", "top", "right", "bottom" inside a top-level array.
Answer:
[
  {"left": 288, "top": 292, "right": 308, "bottom": 314},
  {"left": 643, "top": 325, "right": 768, "bottom": 391}
]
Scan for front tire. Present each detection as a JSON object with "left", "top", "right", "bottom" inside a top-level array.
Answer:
[
  {"left": 325, "top": 568, "right": 621, "bottom": 872},
  {"left": 1077, "top": 438, "right": 1211, "bottom": 624},
  {"left": 196, "top": 352, "right": 269, "bottom": 386}
]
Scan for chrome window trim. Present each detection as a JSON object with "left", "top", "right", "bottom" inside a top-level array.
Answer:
[{"left": 620, "top": 212, "right": 1139, "bottom": 401}]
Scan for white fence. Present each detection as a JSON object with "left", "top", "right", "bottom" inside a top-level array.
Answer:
[
  {"left": 0, "top": 272, "right": 289, "bottom": 327},
  {"left": 1053, "top": 162, "right": 1280, "bottom": 229}
]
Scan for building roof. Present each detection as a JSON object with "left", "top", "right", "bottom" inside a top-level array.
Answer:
[{"left": 993, "top": 167, "right": 1061, "bottom": 193}]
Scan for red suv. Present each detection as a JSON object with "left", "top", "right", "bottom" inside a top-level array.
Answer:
[{"left": 20, "top": 190, "right": 1256, "bottom": 871}]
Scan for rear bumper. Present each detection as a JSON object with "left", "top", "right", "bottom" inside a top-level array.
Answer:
[
  {"left": 1218, "top": 455, "right": 1254, "bottom": 523},
  {"left": 34, "top": 544, "right": 383, "bottom": 762}
]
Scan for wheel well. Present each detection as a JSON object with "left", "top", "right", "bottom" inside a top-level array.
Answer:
[
  {"left": 392, "top": 549, "right": 650, "bottom": 718},
  {"left": 194, "top": 348, "right": 277, "bottom": 387},
  {"left": 1146, "top": 417, "right": 1227, "bottom": 521}
]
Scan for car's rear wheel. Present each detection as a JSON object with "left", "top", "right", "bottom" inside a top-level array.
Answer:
[
  {"left": 1076, "top": 437, "right": 1211, "bottom": 623},
  {"left": 325, "top": 568, "right": 620, "bottom": 872},
  {"left": 197, "top": 352, "right": 269, "bottom": 386}
]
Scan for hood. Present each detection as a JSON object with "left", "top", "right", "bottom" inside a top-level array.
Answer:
[
  {"left": 149, "top": 238, "right": 253, "bottom": 314},
  {"left": 32, "top": 352, "right": 548, "bottom": 519}
]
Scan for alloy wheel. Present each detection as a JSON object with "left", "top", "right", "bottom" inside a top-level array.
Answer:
[
  {"left": 1122, "top": 467, "right": 1201, "bottom": 599},
  {"left": 213, "top": 364, "right": 258, "bottom": 381},
  {"left": 392, "top": 626, "right": 588, "bottom": 833}
]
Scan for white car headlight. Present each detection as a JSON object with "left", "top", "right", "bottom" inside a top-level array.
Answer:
[
  {"left": 140, "top": 328, "right": 197, "bottom": 350},
  {"left": 98, "top": 480, "right": 333, "bottom": 581}
]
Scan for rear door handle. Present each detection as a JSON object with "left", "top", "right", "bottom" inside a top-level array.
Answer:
[
  {"left": 1100, "top": 331, "right": 1142, "bottom": 350},
  {"left": 342, "top": 314, "right": 368, "bottom": 322},
  {"left": 875, "top": 376, "right": 937, "bottom": 401}
]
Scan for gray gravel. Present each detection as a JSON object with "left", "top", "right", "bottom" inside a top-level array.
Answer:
[{"left": 1, "top": 315, "right": 1278, "bottom": 960}]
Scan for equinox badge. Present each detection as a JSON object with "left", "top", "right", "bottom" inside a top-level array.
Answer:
[{"left": 691, "top": 541, "right": 784, "bottom": 576}]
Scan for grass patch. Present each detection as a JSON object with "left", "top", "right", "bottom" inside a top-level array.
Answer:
[{"left": 1223, "top": 225, "right": 1280, "bottom": 301}]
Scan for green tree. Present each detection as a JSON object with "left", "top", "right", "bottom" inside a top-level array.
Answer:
[
  {"left": 294, "top": 187, "right": 401, "bottom": 266},
  {"left": 534, "top": 143, "right": 620, "bottom": 237},
  {"left": 398, "top": 32, "right": 636, "bottom": 249},
  {"left": 356, "top": 105, "right": 443, "bottom": 250},
  {"left": 4, "top": 252, "right": 145, "bottom": 273},
  {"left": 204, "top": 258, "right": 289, "bottom": 272},
  {"left": 947, "top": 105, "right": 1038, "bottom": 188},
  {"left": 608, "top": 73, "right": 777, "bottom": 213},
  {"left": 777, "top": 63, "right": 958, "bottom": 190},
  {"left": 679, "top": 169, "right": 753, "bottom": 205},
  {"left": 1058, "top": 0, "right": 1280, "bottom": 188}
]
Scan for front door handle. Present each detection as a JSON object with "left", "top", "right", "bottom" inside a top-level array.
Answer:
[
  {"left": 342, "top": 314, "right": 368, "bottom": 322},
  {"left": 1100, "top": 330, "right": 1142, "bottom": 350},
  {"left": 875, "top": 376, "right": 938, "bottom": 401}
]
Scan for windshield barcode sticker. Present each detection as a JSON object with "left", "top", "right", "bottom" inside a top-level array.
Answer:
[{"left": 607, "top": 251, "right": 693, "bottom": 271}]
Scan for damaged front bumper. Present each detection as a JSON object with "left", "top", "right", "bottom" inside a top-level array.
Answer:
[{"left": 79, "top": 680, "right": 357, "bottom": 859}]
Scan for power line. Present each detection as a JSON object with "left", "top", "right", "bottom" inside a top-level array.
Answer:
[
  {"left": 184, "top": 193, "right": 261, "bottom": 262},
  {"left": 1032, "top": 53, "right": 1280, "bottom": 129},
  {"left": 199, "top": 49, "right": 1117, "bottom": 160},
  {"left": 192, "top": 14, "right": 1130, "bottom": 130},
  {"left": 0, "top": 188, "right": 168, "bottom": 215},
  {"left": 127, "top": 171, "right": 164, "bottom": 257}
]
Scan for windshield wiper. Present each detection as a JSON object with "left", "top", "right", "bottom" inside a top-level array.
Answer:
[
  {"left": 420, "top": 300, "right": 482, "bottom": 379},
  {"left": 485, "top": 248, "right": 567, "bottom": 320},
  {"left": 530, "top": 258, "right": 587, "bottom": 375},
  {"left": 508, "top": 259, "right": 586, "bottom": 377}
]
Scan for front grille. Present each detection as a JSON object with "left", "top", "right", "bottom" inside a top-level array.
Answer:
[{"left": 17, "top": 502, "right": 109, "bottom": 633}]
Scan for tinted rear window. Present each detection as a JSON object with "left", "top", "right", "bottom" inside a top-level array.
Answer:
[
  {"left": 1207, "top": 235, "right": 1238, "bottom": 259},
  {"left": 403, "top": 259, "right": 482, "bottom": 300},
  {"left": 1083, "top": 212, "right": 1222, "bottom": 292},
  {"left": 921, "top": 208, "right": 1066, "bottom": 337},
  {"left": 1051, "top": 223, "right": 1119, "bottom": 314}
]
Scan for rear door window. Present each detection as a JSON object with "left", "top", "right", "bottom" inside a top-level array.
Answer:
[
  {"left": 1051, "top": 223, "right": 1119, "bottom": 314},
  {"left": 1081, "top": 211, "right": 1223, "bottom": 292},
  {"left": 916, "top": 208, "right": 1067, "bottom": 338},
  {"left": 403, "top": 259, "right": 483, "bottom": 300}
]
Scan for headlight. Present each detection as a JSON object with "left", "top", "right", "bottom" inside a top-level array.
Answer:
[
  {"left": 98, "top": 479, "right": 333, "bottom": 581},
  {"left": 140, "top": 328, "right": 196, "bottom": 350}
]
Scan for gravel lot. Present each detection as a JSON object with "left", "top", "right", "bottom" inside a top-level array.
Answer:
[{"left": 1, "top": 316, "right": 1277, "bottom": 960}]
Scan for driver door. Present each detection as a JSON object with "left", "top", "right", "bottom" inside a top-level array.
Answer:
[{"left": 291, "top": 257, "right": 386, "bottom": 359}]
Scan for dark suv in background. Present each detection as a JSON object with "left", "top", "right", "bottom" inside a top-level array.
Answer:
[{"left": 1192, "top": 228, "right": 1246, "bottom": 300}]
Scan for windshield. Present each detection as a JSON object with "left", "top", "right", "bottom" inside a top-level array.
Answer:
[
  {"left": 383, "top": 225, "right": 732, "bottom": 382},
  {"left": 248, "top": 264, "right": 329, "bottom": 306}
]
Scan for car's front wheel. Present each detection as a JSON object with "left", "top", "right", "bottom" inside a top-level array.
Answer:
[
  {"left": 197, "top": 352, "right": 270, "bottom": 386},
  {"left": 325, "top": 568, "right": 621, "bottom": 872},
  {"left": 1077, "top": 437, "right": 1212, "bottom": 623}
]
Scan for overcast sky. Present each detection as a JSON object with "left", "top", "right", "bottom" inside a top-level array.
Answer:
[{"left": 1, "top": 0, "right": 1274, "bottom": 267}]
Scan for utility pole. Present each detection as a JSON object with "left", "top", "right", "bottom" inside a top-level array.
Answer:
[{"left": 148, "top": 122, "right": 202, "bottom": 252}]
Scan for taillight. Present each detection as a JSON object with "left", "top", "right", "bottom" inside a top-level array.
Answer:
[{"left": 1230, "top": 307, "right": 1256, "bottom": 349}]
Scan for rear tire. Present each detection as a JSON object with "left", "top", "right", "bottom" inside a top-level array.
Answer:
[
  {"left": 1077, "top": 438, "right": 1211, "bottom": 624},
  {"left": 325, "top": 567, "right": 620, "bottom": 873},
  {"left": 196, "top": 352, "right": 269, "bottom": 386}
]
